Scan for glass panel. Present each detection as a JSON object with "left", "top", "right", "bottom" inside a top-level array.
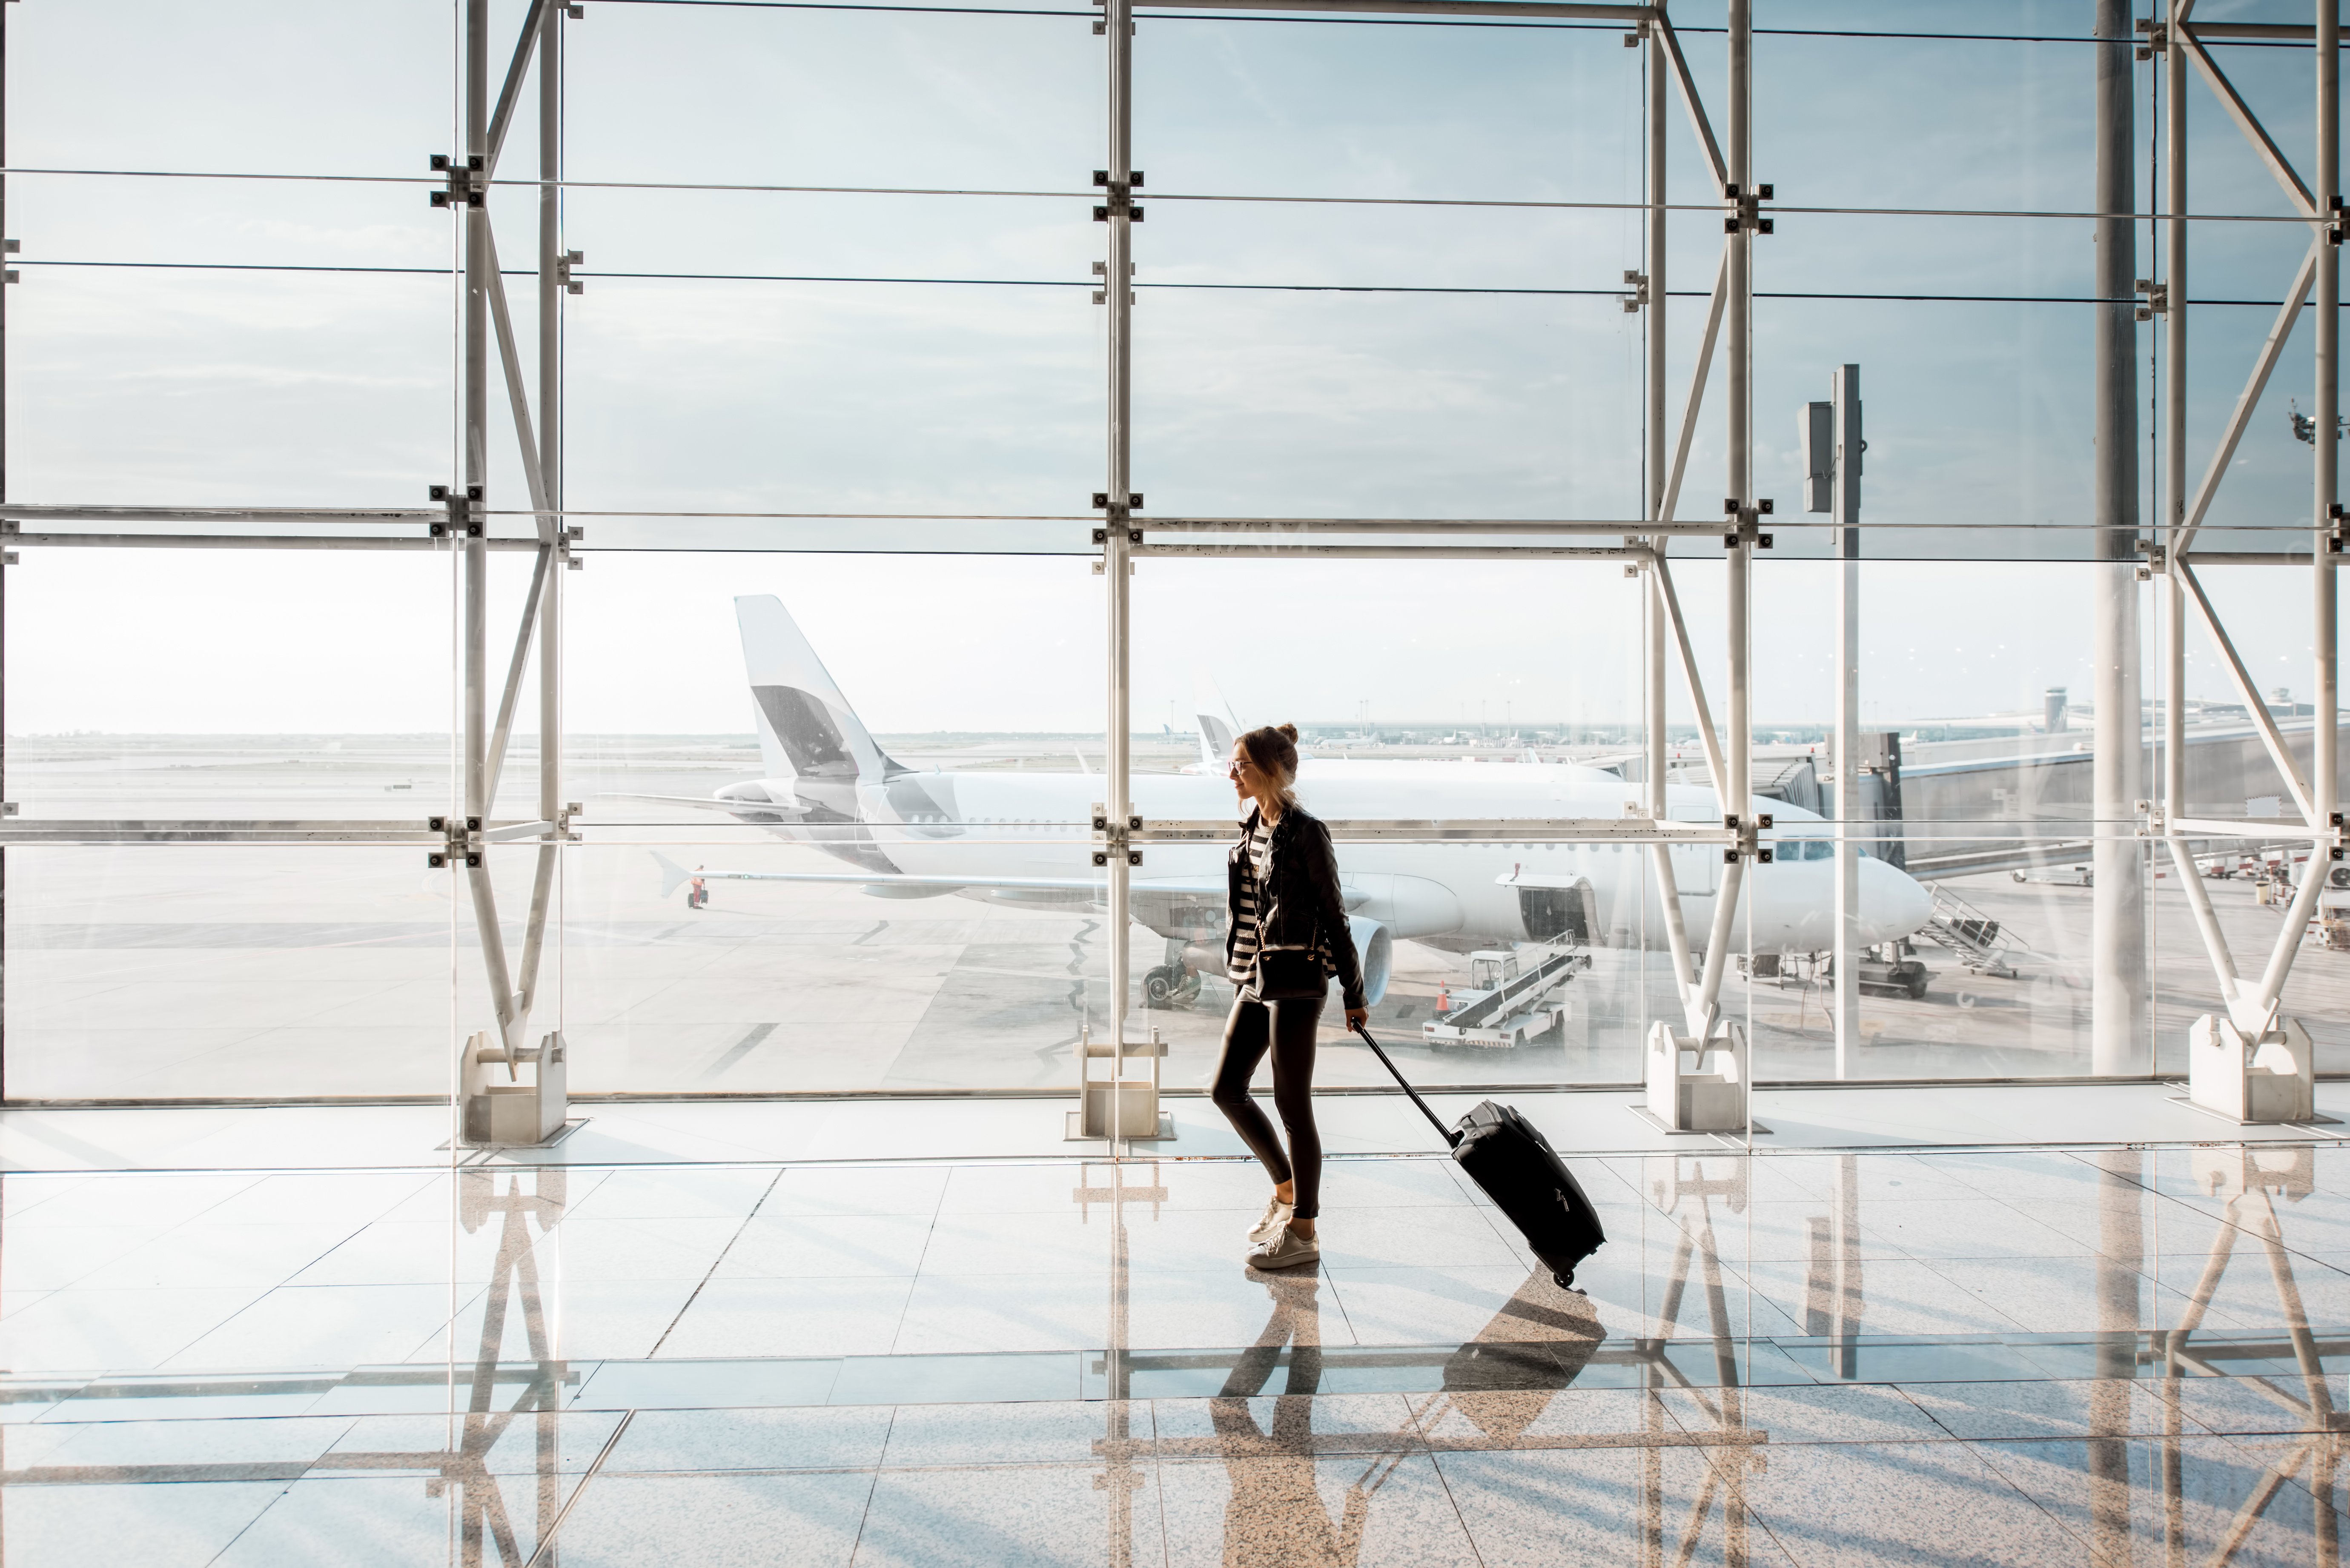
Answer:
[
  {"left": 6, "top": 549, "right": 454, "bottom": 821},
  {"left": 567, "top": 4, "right": 1094, "bottom": 190},
  {"left": 4, "top": 845, "right": 452, "bottom": 1100},
  {"left": 7, "top": 264, "right": 451, "bottom": 510},
  {"left": 563, "top": 271, "right": 1098, "bottom": 547},
  {"left": 14, "top": 0, "right": 447, "bottom": 176},
  {"left": 562, "top": 551, "right": 1104, "bottom": 1092},
  {"left": 1132, "top": 283, "right": 1643, "bottom": 521}
]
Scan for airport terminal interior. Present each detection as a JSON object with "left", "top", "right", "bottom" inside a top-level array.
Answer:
[{"left": 20, "top": 0, "right": 2350, "bottom": 1562}]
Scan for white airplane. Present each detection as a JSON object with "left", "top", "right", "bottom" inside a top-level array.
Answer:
[{"left": 642, "top": 596, "right": 1934, "bottom": 1007}]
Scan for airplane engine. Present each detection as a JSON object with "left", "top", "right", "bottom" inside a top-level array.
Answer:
[
  {"left": 1344, "top": 874, "right": 1462, "bottom": 940},
  {"left": 1345, "top": 916, "right": 1393, "bottom": 1007}
]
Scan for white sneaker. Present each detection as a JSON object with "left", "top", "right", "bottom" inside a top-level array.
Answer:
[
  {"left": 1248, "top": 1195, "right": 1293, "bottom": 1245},
  {"left": 1248, "top": 1223, "right": 1321, "bottom": 1271}
]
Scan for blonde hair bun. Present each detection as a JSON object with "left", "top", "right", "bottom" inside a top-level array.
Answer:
[{"left": 1275, "top": 722, "right": 1299, "bottom": 742}]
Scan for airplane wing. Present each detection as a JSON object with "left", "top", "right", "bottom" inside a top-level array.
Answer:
[
  {"left": 648, "top": 850, "right": 1220, "bottom": 899},
  {"left": 599, "top": 792, "right": 807, "bottom": 817}
]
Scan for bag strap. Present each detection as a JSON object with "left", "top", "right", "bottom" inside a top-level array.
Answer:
[{"left": 1350, "top": 1022, "right": 1461, "bottom": 1148}]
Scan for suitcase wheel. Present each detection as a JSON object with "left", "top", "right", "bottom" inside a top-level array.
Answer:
[{"left": 1553, "top": 1269, "right": 1582, "bottom": 1293}]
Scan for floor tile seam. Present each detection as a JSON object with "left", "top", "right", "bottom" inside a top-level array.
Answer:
[
  {"left": 643, "top": 1167, "right": 788, "bottom": 1360},
  {"left": 598, "top": 1462, "right": 893, "bottom": 1480},
  {"left": 1677, "top": 1429, "right": 2033, "bottom": 1551},
  {"left": 2193, "top": 1428, "right": 2348, "bottom": 1502},
  {"left": 1307, "top": 1265, "right": 1369, "bottom": 1349},
  {"left": 365, "top": 1281, "right": 496, "bottom": 1372},
  {"left": 187, "top": 1219, "right": 385, "bottom": 1302},
  {"left": 1675, "top": 1442, "right": 1811, "bottom": 1568},
  {"left": 1147, "top": 1429, "right": 1173, "bottom": 1568},
  {"left": 100, "top": 1277, "right": 298, "bottom": 1374},
  {"left": 1952, "top": 1428, "right": 2193, "bottom": 1561},
  {"left": 880, "top": 1193, "right": 955, "bottom": 1359},
  {"left": 1393, "top": 1427, "right": 1492, "bottom": 1568},
  {"left": 840, "top": 1411, "right": 894, "bottom": 1565},
  {"left": 1860, "top": 1250, "right": 2049, "bottom": 1339},
  {"left": 192, "top": 1471, "right": 305, "bottom": 1568},
  {"left": 514, "top": 1405, "right": 638, "bottom": 1568}
]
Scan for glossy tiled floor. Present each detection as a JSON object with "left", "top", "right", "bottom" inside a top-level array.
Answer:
[{"left": 9, "top": 1140, "right": 2350, "bottom": 1564}]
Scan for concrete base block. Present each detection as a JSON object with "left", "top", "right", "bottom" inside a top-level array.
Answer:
[
  {"left": 2186, "top": 1013, "right": 2315, "bottom": 1125},
  {"left": 1645, "top": 1019, "right": 1749, "bottom": 1133}
]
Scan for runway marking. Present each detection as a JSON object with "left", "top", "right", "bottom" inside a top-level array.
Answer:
[{"left": 701, "top": 1022, "right": 781, "bottom": 1082}]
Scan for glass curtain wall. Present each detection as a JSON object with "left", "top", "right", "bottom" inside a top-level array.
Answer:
[
  {"left": 0, "top": 0, "right": 461, "bottom": 1102},
  {"left": 6, "top": 2, "right": 2347, "bottom": 1102}
]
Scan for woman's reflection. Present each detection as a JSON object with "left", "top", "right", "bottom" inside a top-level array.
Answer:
[
  {"left": 1202, "top": 1269, "right": 1603, "bottom": 1565},
  {"left": 1205, "top": 1272, "right": 1371, "bottom": 1567}
]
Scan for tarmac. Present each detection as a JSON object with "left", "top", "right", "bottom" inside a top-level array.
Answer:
[{"left": 6, "top": 733, "right": 2346, "bottom": 1101}]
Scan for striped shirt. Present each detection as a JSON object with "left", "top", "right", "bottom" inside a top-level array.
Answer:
[
  {"left": 1229, "top": 813, "right": 1335, "bottom": 994},
  {"left": 1228, "top": 820, "right": 1273, "bottom": 985}
]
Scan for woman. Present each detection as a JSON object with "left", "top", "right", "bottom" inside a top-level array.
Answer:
[{"left": 1213, "top": 723, "right": 1368, "bottom": 1270}]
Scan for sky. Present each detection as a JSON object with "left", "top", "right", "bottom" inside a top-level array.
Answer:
[{"left": 0, "top": 0, "right": 2338, "bottom": 735}]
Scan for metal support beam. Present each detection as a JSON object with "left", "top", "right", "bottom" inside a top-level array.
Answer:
[
  {"left": 1709, "top": 0, "right": 1753, "bottom": 1059},
  {"left": 2166, "top": 835, "right": 2256, "bottom": 1024},
  {"left": 483, "top": 226, "right": 552, "bottom": 526},
  {"left": 2180, "top": 26, "right": 2320, "bottom": 216},
  {"left": 1725, "top": 1, "right": 1751, "bottom": 842},
  {"left": 2316, "top": 0, "right": 2340, "bottom": 857},
  {"left": 1643, "top": 24, "right": 1696, "bottom": 1010},
  {"left": 1650, "top": 0, "right": 1754, "bottom": 1059},
  {"left": 1650, "top": 555, "right": 1727, "bottom": 805},
  {"left": 1141, "top": 517, "right": 1693, "bottom": 533},
  {"left": 1132, "top": 543, "right": 1647, "bottom": 559},
  {"left": 2255, "top": 839, "right": 2330, "bottom": 1010},
  {"left": 483, "top": 546, "right": 552, "bottom": 812},
  {"left": 2092, "top": 0, "right": 2147, "bottom": 1076},
  {"left": 1654, "top": 17, "right": 1727, "bottom": 191},
  {"left": 2175, "top": 243, "right": 2314, "bottom": 557},
  {"left": 461, "top": 0, "right": 520, "bottom": 1058},
  {"left": 1831, "top": 365, "right": 1860, "bottom": 1079},
  {"left": 515, "top": 0, "right": 565, "bottom": 1044},
  {"left": 6, "top": 534, "right": 537, "bottom": 552},
  {"left": 1126, "top": 0, "right": 1653, "bottom": 16},
  {"left": 1658, "top": 248, "right": 1729, "bottom": 530},
  {"left": 1103, "top": 0, "right": 1137, "bottom": 1138},
  {"left": 0, "top": 505, "right": 444, "bottom": 526},
  {"left": 2167, "top": 4, "right": 2203, "bottom": 1042},
  {"left": 2178, "top": 561, "right": 2318, "bottom": 822},
  {"left": 484, "top": 0, "right": 552, "bottom": 180}
]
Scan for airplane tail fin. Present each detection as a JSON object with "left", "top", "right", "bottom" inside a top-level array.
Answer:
[
  {"left": 1193, "top": 673, "right": 1240, "bottom": 772},
  {"left": 651, "top": 850, "right": 694, "bottom": 899},
  {"left": 734, "top": 595, "right": 906, "bottom": 785}
]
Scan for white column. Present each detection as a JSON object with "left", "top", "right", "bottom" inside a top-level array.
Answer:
[{"left": 2091, "top": 0, "right": 2147, "bottom": 1074}]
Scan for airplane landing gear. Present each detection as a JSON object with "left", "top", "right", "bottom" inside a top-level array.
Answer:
[{"left": 1143, "top": 964, "right": 1202, "bottom": 1009}]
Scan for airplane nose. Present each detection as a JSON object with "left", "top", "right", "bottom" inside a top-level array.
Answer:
[{"left": 1860, "top": 855, "right": 1934, "bottom": 941}]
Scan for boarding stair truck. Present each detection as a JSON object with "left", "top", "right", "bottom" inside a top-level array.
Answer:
[
  {"left": 1423, "top": 946, "right": 1591, "bottom": 1048},
  {"left": 1920, "top": 884, "right": 2023, "bottom": 979}
]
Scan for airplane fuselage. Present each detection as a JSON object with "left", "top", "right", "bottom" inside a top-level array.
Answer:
[{"left": 725, "top": 757, "right": 1933, "bottom": 955}]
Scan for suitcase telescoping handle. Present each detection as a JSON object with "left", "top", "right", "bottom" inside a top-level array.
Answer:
[{"left": 1350, "top": 1021, "right": 1462, "bottom": 1149}]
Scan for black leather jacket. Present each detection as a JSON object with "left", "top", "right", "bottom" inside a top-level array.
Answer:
[{"left": 1226, "top": 802, "right": 1365, "bottom": 1010}]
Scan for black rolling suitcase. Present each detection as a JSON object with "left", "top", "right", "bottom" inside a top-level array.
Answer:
[{"left": 1352, "top": 1022, "right": 1606, "bottom": 1288}]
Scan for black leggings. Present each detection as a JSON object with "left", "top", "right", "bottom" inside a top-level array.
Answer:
[{"left": 1210, "top": 993, "right": 1324, "bottom": 1220}]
